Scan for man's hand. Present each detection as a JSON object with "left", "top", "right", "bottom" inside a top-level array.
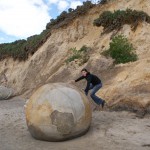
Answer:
[
  {"left": 84, "top": 90, "right": 88, "bottom": 96},
  {"left": 81, "top": 88, "right": 88, "bottom": 96}
]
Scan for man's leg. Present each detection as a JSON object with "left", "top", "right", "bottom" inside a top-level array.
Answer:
[
  {"left": 90, "top": 84, "right": 104, "bottom": 105},
  {"left": 85, "top": 84, "right": 93, "bottom": 95}
]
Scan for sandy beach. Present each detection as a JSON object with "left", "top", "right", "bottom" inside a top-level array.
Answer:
[{"left": 0, "top": 97, "right": 150, "bottom": 150}]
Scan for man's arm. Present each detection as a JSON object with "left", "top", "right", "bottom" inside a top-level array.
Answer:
[
  {"left": 75, "top": 76, "right": 85, "bottom": 82},
  {"left": 84, "top": 75, "right": 92, "bottom": 95}
]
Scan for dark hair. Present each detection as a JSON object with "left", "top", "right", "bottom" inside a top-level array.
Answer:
[{"left": 81, "top": 68, "right": 88, "bottom": 72}]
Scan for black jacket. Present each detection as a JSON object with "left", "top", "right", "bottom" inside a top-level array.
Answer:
[{"left": 75, "top": 72, "right": 102, "bottom": 93}]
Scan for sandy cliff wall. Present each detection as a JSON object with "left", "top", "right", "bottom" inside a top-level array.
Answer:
[{"left": 0, "top": 0, "right": 150, "bottom": 113}]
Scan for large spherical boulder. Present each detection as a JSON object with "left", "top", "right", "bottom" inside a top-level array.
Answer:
[{"left": 25, "top": 83, "right": 92, "bottom": 141}]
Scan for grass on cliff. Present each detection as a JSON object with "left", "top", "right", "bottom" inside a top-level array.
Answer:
[
  {"left": 102, "top": 35, "right": 137, "bottom": 64},
  {"left": 93, "top": 9, "right": 150, "bottom": 34},
  {"left": 0, "top": 29, "right": 51, "bottom": 61},
  {"left": 46, "top": 1, "right": 95, "bottom": 30},
  {"left": 66, "top": 45, "right": 91, "bottom": 65}
]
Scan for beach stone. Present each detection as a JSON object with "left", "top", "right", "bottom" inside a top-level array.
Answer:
[
  {"left": 0, "top": 86, "right": 14, "bottom": 100},
  {"left": 25, "top": 83, "right": 92, "bottom": 141}
]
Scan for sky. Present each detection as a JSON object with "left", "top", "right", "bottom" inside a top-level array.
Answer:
[{"left": 0, "top": 0, "right": 99, "bottom": 44}]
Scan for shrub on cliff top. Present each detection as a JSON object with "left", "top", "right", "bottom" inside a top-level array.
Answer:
[
  {"left": 102, "top": 35, "right": 137, "bottom": 64},
  {"left": 0, "top": 29, "right": 51, "bottom": 61},
  {"left": 46, "top": 1, "right": 94, "bottom": 30},
  {"left": 99, "top": 0, "right": 107, "bottom": 4},
  {"left": 93, "top": 9, "right": 150, "bottom": 33}
]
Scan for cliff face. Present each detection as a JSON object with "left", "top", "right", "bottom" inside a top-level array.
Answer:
[{"left": 0, "top": 0, "right": 150, "bottom": 113}]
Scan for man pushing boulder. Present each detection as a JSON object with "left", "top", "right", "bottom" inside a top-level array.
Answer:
[{"left": 74, "top": 68, "right": 106, "bottom": 108}]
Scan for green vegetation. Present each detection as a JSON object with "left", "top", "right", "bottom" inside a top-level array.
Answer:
[
  {"left": 66, "top": 45, "right": 91, "bottom": 65},
  {"left": 46, "top": 1, "right": 94, "bottom": 30},
  {"left": 0, "top": 29, "right": 51, "bottom": 61},
  {"left": 93, "top": 9, "right": 150, "bottom": 33},
  {"left": 99, "top": 0, "right": 107, "bottom": 4},
  {"left": 102, "top": 35, "right": 137, "bottom": 64},
  {"left": 0, "top": 40, "right": 27, "bottom": 60}
]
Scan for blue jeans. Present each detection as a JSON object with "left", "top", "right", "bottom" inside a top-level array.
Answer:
[{"left": 86, "top": 83, "right": 103, "bottom": 105}]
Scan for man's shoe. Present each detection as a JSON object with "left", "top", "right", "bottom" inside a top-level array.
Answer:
[{"left": 102, "top": 100, "right": 105, "bottom": 108}]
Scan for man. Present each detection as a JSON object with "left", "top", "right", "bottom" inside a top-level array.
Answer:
[{"left": 75, "top": 68, "right": 105, "bottom": 108}]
